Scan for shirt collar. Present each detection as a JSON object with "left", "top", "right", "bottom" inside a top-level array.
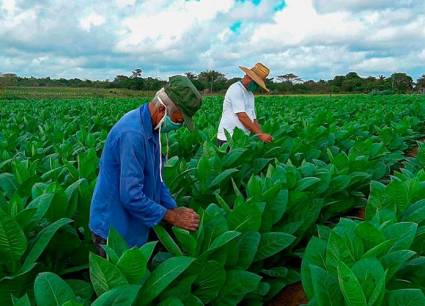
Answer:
[
  {"left": 238, "top": 81, "right": 249, "bottom": 93},
  {"left": 140, "top": 103, "right": 158, "bottom": 142}
]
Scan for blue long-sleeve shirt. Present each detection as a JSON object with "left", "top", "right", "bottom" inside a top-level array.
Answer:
[{"left": 89, "top": 104, "right": 176, "bottom": 247}]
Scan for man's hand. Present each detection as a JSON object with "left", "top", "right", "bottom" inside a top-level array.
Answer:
[
  {"left": 258, "top": 133, "right": 273, "bottom": 143},
  {"left": 164, "top": 207, "right": 200, "bottom": 231}
]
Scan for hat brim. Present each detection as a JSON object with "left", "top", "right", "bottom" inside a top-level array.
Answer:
[
  {"left": 182, "top": 112, "right": 194, "bottom": 131},
  {"left": 239, "top": 66, "right": 270, "bottom": 93}
]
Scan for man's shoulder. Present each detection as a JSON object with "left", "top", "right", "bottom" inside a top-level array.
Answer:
[
  {"left": 110, "top": 109, "right": 144, "bottom": 140},
  {"left": 226, "top": 82, "right": 244, "bottom": 96},
  {"left": 228, "top": 81, "right": 243, "bottom": 91}
]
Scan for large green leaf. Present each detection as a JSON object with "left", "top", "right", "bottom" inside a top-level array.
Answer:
[
  {"left": 107, "top": 228, "right": 128, "bottom": 258},
  {"left": 254, "top": 232, "right": 295, "bottom": 261},
  {"left": 310, "top": 265, "right": 344, "bottom": 306},
  {"left": 26, "top": 193, "right": 54, "bottom": 224},
  {"left": 269, "top": 189, "right": 288, "bottom": 225},
  {"left": 139, "top": 241, "right": 157, "bottom": 263},
  {"left": 15, "top": 208, "right": 37, "bottom": 230},
  {"left": 172, "top": 227, "right": 197, "bottom": 256},
  {"left": 44, "top": 186, "right": 69, "bottom": 221},
  {"left": 91, "top": 285, "right": 140, "bottom": 306},
  {"left": 89, "top": 253, "right": 128, "bottom": 296},
  {"left": 158, "top": 297, "right": 184, "bottom": 306},
  {"left": 117, "top": 248, "right": 149, "bottom": 284},
  {"left": 21, "top": 218, "right": 73, "bottom": 272},
  {"left": 337, "top": 261, "right": 367, "bottom": 306},
  {"left": 208, "top": 168, "right": 239, "bottom": 189},
  {"left": 361, "top": 240, "right": 393, "bottom": 258},
  {"left": 11, "top": 294, "right": 31, "bottom": 306},
  {"left": 236, "top": 231, "right": 261, "bottom": 270},
  {"left": 138, "top": 256, "right": 194, "bottom": 305},
  {"left": 351, "top": 258, "right": 385, "bottom": 305},
  {"left": 34, "top": 272, "right": 76, "bottom": 306},
  {"left": 383, "top": 222, "right": 417, "bottom": 251},
  {"left": 200, "top": 205, "right": 228, "bottom": 254},
  {"left": 0, "top": 173, "right": 17, "bottom": 197},
  {"left": 228, "top": 202, "right": 263, "bottom": 232},
  {"left": 385, "top": 180, "right": 409, "bottom": 213},
  {"left": 402, "top": 199, "right": 425, "bottom": 224},
  {"left": 387, "top": 289, "right": 425, "bottom": 306},
  {"left": 355, "top": 222, "right": 385, "bottom": 250},
  {"left": 326, "top": 231, "right": 358, "bottom": 272},
  {"left": 0, "top": 263, "right": 37, "bottom": 305},
  {"left": 296, "top": 177, "right": 321, "bottom": 191},
  {"left": 66, "top": 279, "right": 93, "bottom": 302},
  {"left": 193, "top": 260, "right": 226, "bottom": 303},
  {"left": 222, "top": 148, "right": 246, "bottom": 167},
  {"left": 153, "top": 225, "right": 183, "bottom": 256},
  {"left": 61, "top": 301, "right": 83, "bottom": 306},
  {"left": 205, "top": 230, "right": 241, "bottom": 253},
  {"left": 218, "top": 270, "right": 261, "bottom": 305},
  {"left": 64, "top": 178, "right": 87, "bottom": 217},
  {"left": 381, "top": 250, "right": 416, "bottom": 280},
  {"left": 301, "top": 237, "right": 327, "bottom": 299},
  {"left": 330, "top": 175, "right": 352, "bottom": 193},
  {"left": 159, "top": 275, "right": 196, "bottom": 302},
  {"left": 0, "top": 209, "right": 27, "bottom": 264}
]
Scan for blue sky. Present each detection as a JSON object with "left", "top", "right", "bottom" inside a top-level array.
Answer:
[{"left": 0, "top": 0, "right": 424, "bottom": 81}]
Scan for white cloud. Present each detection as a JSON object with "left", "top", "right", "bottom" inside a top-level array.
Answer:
[
  {"left": 0, "top": 0, "right": 424, "bottom": 81},
  {"left": 115, "top": 0, "right": 136, "bottom": 9},
  {"left": 115, "top": 0, "right": 233, "bottom": 53},
  {"left": 1, "top": 0, "right": 16, "bottom": 13},
  {"left": 352, "top": 57, "right": 399, "bottom": 72},
  {"left": 313, "top": 0, "right": 417, "bottom": 13},
  {"left": 80, "top": 13, "right": 105, "bottom": 32},
  {"left": 419, "top": 49, "right": 425, "bottom": 60}
]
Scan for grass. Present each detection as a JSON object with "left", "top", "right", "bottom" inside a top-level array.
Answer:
[
  {"left": 0, "top": 86, "right": 376, "bottom": 101},
  {"left": 0, "top": 86, "right": 156, "bottom": 100}
]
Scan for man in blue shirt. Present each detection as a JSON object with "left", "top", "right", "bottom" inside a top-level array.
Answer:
[{"left": 89, "top": 76, "right": 202, "bottom": 254}]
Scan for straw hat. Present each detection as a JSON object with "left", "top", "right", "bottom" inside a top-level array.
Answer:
[{"left": 239, "top": 63, "right": 270, "bottom": 92}]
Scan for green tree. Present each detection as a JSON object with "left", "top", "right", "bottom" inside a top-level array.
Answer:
[
  {"left": 185, "top": 72, "right": 205, "bottom": 91},
  {"left": 416, "top": 75, "right": 425, "bottom": 93},
  {"left": 329, "top": 75, "right": 345, "bottom": 93},
  {"left": 341, "top": 72, "right": 363, "bottom": 92},
  {"left": 198, "top": 70, "right": 226, "bottom": 93},
  {"left": 0, "top": 73, "right": 18, "bottom": 87},
  {"left": 277, "top": 73, "right": 301, "bottom": 84},
  {"left": 390, "top": 73, "right": 413, "bottom": 93}
]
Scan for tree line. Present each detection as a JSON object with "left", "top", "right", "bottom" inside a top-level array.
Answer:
[{"left": 1, "top": 69, "right": 425, "bottom": 95}]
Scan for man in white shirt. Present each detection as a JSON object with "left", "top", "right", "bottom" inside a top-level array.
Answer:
[{"left": 217, "top": 63, "right": 273, "bottom": 145}]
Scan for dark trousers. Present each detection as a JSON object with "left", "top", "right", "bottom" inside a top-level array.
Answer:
[{"left": 92, "top": 233, "right": 107, "bottom": 257}]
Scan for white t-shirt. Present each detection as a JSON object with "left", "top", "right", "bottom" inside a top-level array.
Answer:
[{"left": 217, "top": 82, "right": 256, "bottom": 141}]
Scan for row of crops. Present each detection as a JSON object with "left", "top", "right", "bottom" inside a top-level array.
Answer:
[{"left": 0, "top": 95, "right": 425, "bottom": 305}]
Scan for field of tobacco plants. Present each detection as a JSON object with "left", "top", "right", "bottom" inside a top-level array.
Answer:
[{"left": 1, "top": 95, "right": 425, "bottom": 306}]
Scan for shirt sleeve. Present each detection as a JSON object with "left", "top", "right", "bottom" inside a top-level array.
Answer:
[
  {"left": 160, "top": 181, "right": 177, "bottom": 209},
  {"left": 118, "top": 131, "right": 167, "bottom": 227},
  {"left": 229, "top": 85, "right": 246, "bottom": 114}
]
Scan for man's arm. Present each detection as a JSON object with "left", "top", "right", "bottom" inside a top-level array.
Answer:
[
  {"left": 236, "top": 112, "right": 273, "bottom": 143},
  {"left": 119, "top": 132, "right": 167, "bottom": 227},
  {"left": 253, "top": 119, "right": 261, "bottom": 130},
  {"left": 159, "top": 181, "right": 177, "bottom": 209},
  {"left": 119, "top": 132, "right": 199, "bottom": 231},
  {"left": 236, "top": 112, "right": 261, "bottom": 134}
]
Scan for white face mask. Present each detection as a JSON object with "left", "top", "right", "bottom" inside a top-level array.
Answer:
[
  {"left": 155, "top": 96, "right": 167, "bottom": 182},
  {"left": 154, "top": 96, "right": 167, "bottom": 131}
]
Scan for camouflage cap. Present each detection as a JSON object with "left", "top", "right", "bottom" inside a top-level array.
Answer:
[{"left": 164, "top": 75, "right": 202, "bottom": 130}]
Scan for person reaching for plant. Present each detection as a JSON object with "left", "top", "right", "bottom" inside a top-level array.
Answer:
[
  {"left": 217, "top": 63, "right": 273, "bottom": 146},
  {"left": 89, "top": 75, "right": 202, "bottom": 256}
]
